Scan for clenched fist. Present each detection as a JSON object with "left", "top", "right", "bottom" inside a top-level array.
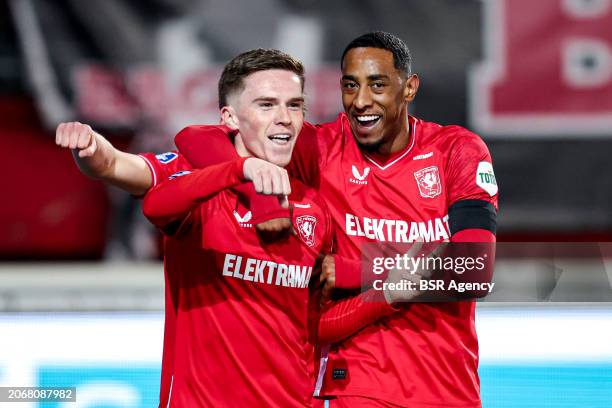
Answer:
[
  {"left": 243, "top": 157, "right": 291, "bottom": 196},
  {"left": 56, "top": 121, "right": 98, "bottom": 158}
]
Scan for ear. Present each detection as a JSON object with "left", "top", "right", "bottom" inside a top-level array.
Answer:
[
  {"left": 220, "top": 106, "right": 239, "bottom": 130},
  {"left": 404, "top": 74, "right": 420, "bottom": 102}
]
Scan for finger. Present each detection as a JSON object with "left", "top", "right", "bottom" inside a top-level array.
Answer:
[
  {"left": 404, "top": 239, "right": 424, "bottom": 259},
  {"left": 255, "top": 220, "right": 272, "bottom": 232},
  {"left": 253, "top": 171, "right": 263, "bottom": 193},
  {"left": 281, "top": 169, "right": 291, "bottom": 196},
  {"left": 401, "top": 271, "right": 423, "bottom": 283},
  {"left": 75, "top": 125, "right": 87, "bottom": 149},
  {"left": 280, "top": 218, "right": 292, "bottom": 231},
  {"left": 270, "top": 219, "right": 287, "bottom": 233},
  {"left": 62, "top": 122, "right": 74, "bottom": 148},
  {"left": 319, "top": 270, "right": 327, "bottom": 283},
  {"left": 79, "top": 135, "right": 97, "bottom": 157},
  {"left": 90, "top": 133, "right": 97, "bottom": 154},
  {"left": 60, "top": 122, "right": 72, "bottom": 147},
  {"left": 77, "top": 125, "right": 92, "bottom": 149},
  {"left": 55, "top": 123, "right": 65, "bottom": 145},
  {"left": 256, "top": 222, "right": 291, "bottom": 243},
  {"left": 262, "top": 170, "right": 272, "bottom": 195},
  {"left": 279, "top": 195, "right": 289, "bottom": 209},
  {"left": 271, "top": 169, "right": 283, "bottom": 195},
  {"left": 269, "top": 218, "right": 291, "bottom": 233},
  {"left": 256, "top": 218, "right": 289, "bottom": 232},
  {"left": 319, "top": 263, "right": 329, "bottom": 284},
  {"left": 69, "top": 122, "right": 81, "bottom": 149},
  {"left": 416, "top": 264, "right": 433, "bottom": 279}
]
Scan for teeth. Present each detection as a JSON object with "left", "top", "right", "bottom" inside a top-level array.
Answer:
[
  {"left": 356, "top": 115, "right": 380, "bottom": 122},
  {"left": 269, "top": 134, "right": 290, "bottom": 140},
  {"left": 268, "top": 134, "right": 291, "bottom": 145}
]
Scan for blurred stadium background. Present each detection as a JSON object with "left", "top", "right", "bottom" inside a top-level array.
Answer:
[{"left": 1, "top": 0, "right": 611, "bottom": 406}]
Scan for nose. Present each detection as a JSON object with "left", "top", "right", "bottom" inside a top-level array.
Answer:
[
  {"left": 354, "top": 87, "right": 372, "bottom": 111},
  {"left": 275, "top": 105, "right": 292, "bottom": 126}
]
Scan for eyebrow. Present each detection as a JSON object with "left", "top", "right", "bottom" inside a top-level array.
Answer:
[
  {"left": 342, "top": 74, "right": 390, "bottom": 81},
  {"left": 252, "top": 96, "right": 305, "bottom": 103}
]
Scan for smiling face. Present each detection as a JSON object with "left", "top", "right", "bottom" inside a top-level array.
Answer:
[
  {"left": 341, "top": 47, "right": 419, "bottom": 153},
  {"left": 222, "top": 69, "right": 305, "bottom": 167}
]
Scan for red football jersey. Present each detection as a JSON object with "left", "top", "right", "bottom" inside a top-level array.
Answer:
[
  {"left": 144, "top": 167, "right": 333, "bottom": 407},
  {"left": 139, "top": 151, "right": 193, "bottom": 408},
  {"left": 288, "top": 113, "right": 498, "bottom": 407}
]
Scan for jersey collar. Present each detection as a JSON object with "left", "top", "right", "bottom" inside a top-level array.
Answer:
[{"left": 362, "top": 113, "right": 417, "bottom": 171}]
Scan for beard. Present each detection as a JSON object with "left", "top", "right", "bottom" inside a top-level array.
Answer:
[{"left": 354, "top": 135, "right": 386, "bottom": 153}]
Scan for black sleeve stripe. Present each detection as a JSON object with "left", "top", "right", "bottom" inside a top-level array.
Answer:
[{"left": 448, "top": 199, "right": 497, "bottom": 235}]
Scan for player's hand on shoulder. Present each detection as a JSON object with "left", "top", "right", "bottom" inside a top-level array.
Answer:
[
  {"left": 55, "top": 121, "right": 98, "bottom": 158},
  {"left": 243, "top": 158, "right": 291, "bottom": 196}
]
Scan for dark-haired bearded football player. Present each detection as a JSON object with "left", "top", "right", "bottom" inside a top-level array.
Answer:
[{"left": 175, "top": 32, "right": 499, "bottom": 408}]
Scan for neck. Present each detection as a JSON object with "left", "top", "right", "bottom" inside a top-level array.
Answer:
[
  {"left": 375, "top": 111, "right": 410, "bottom": 155},
  {"left": 233, "top": 133, "right": 252, "bottom": 158}
]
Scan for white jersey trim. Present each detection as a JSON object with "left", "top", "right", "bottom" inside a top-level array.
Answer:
[
  {"left": 165, "top": 375, "right": 173, "bottom": 408},
  {"left": 363, "top": 114, "right": 418, "bottom": 171},
  {"left": 313, "top": 344, "right": 330, "bottom": 397},
  {"left": 139, "top": 154, "right": 158, "bottom": 187}
]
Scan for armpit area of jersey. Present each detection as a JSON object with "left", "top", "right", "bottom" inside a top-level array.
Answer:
[{"left": 448, "top": 199, "right": 497, "bottom": 235}]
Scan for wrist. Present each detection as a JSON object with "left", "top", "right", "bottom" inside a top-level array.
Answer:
[
  {"left": 333, "top": 255, "right": 363, "bottom": 289},
  {"left": 236, "top": 156, "right": 250, "bottom": 181}
]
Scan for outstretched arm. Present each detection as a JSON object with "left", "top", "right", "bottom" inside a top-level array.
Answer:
[
  {"left": 143, "top": 157, "right": 290, "bottom": 231},
  {"left": 56, "top": 121, "right": 152, "bottom": 195}
]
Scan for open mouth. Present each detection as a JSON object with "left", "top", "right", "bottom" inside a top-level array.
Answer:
[
  {"left": 267, "top": 133, "right": 292, "bottom": 145},
  {"left": 354, "top": 114, "right": 382, "bottom": 128}
]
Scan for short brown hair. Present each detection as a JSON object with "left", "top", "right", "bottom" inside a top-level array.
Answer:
[{"left": 218, "top": 49, "right": 305, "bottom": 109}]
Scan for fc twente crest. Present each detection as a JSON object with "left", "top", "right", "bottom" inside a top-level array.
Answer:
[
  {"left": 413, "top": 166, "right": 442, "bottom": 198},
  {"left": 295, "top": 215, "right": 317, "bottom": 247}
]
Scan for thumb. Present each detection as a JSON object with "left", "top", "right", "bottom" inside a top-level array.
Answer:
[
  {"left": 79, "top": 135, "right": 97, "bottom": 157},
  {"left": 279, "top": 195, "right": 289, "bottom": 209},
  {"left": 288, "top": 202, "right": 297, "bottom": 236}
]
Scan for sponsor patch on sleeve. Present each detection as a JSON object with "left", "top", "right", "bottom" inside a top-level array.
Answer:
[
  {"left": 155, "top": 152, "right": 178, "bottom": 164},
  {"left": 169, "top": 170, "right": 192, "bottom": 180},
  {"left": 476, "top": 161, "right": 498, "bottom": 196}
]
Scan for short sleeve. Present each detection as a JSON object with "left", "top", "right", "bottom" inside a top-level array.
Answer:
[
  {"left": 445, "top": 130, "right": 499, "bottom": 210},
  {"left": 139, "top": 151, "right": 193, "bottom": 188}
]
